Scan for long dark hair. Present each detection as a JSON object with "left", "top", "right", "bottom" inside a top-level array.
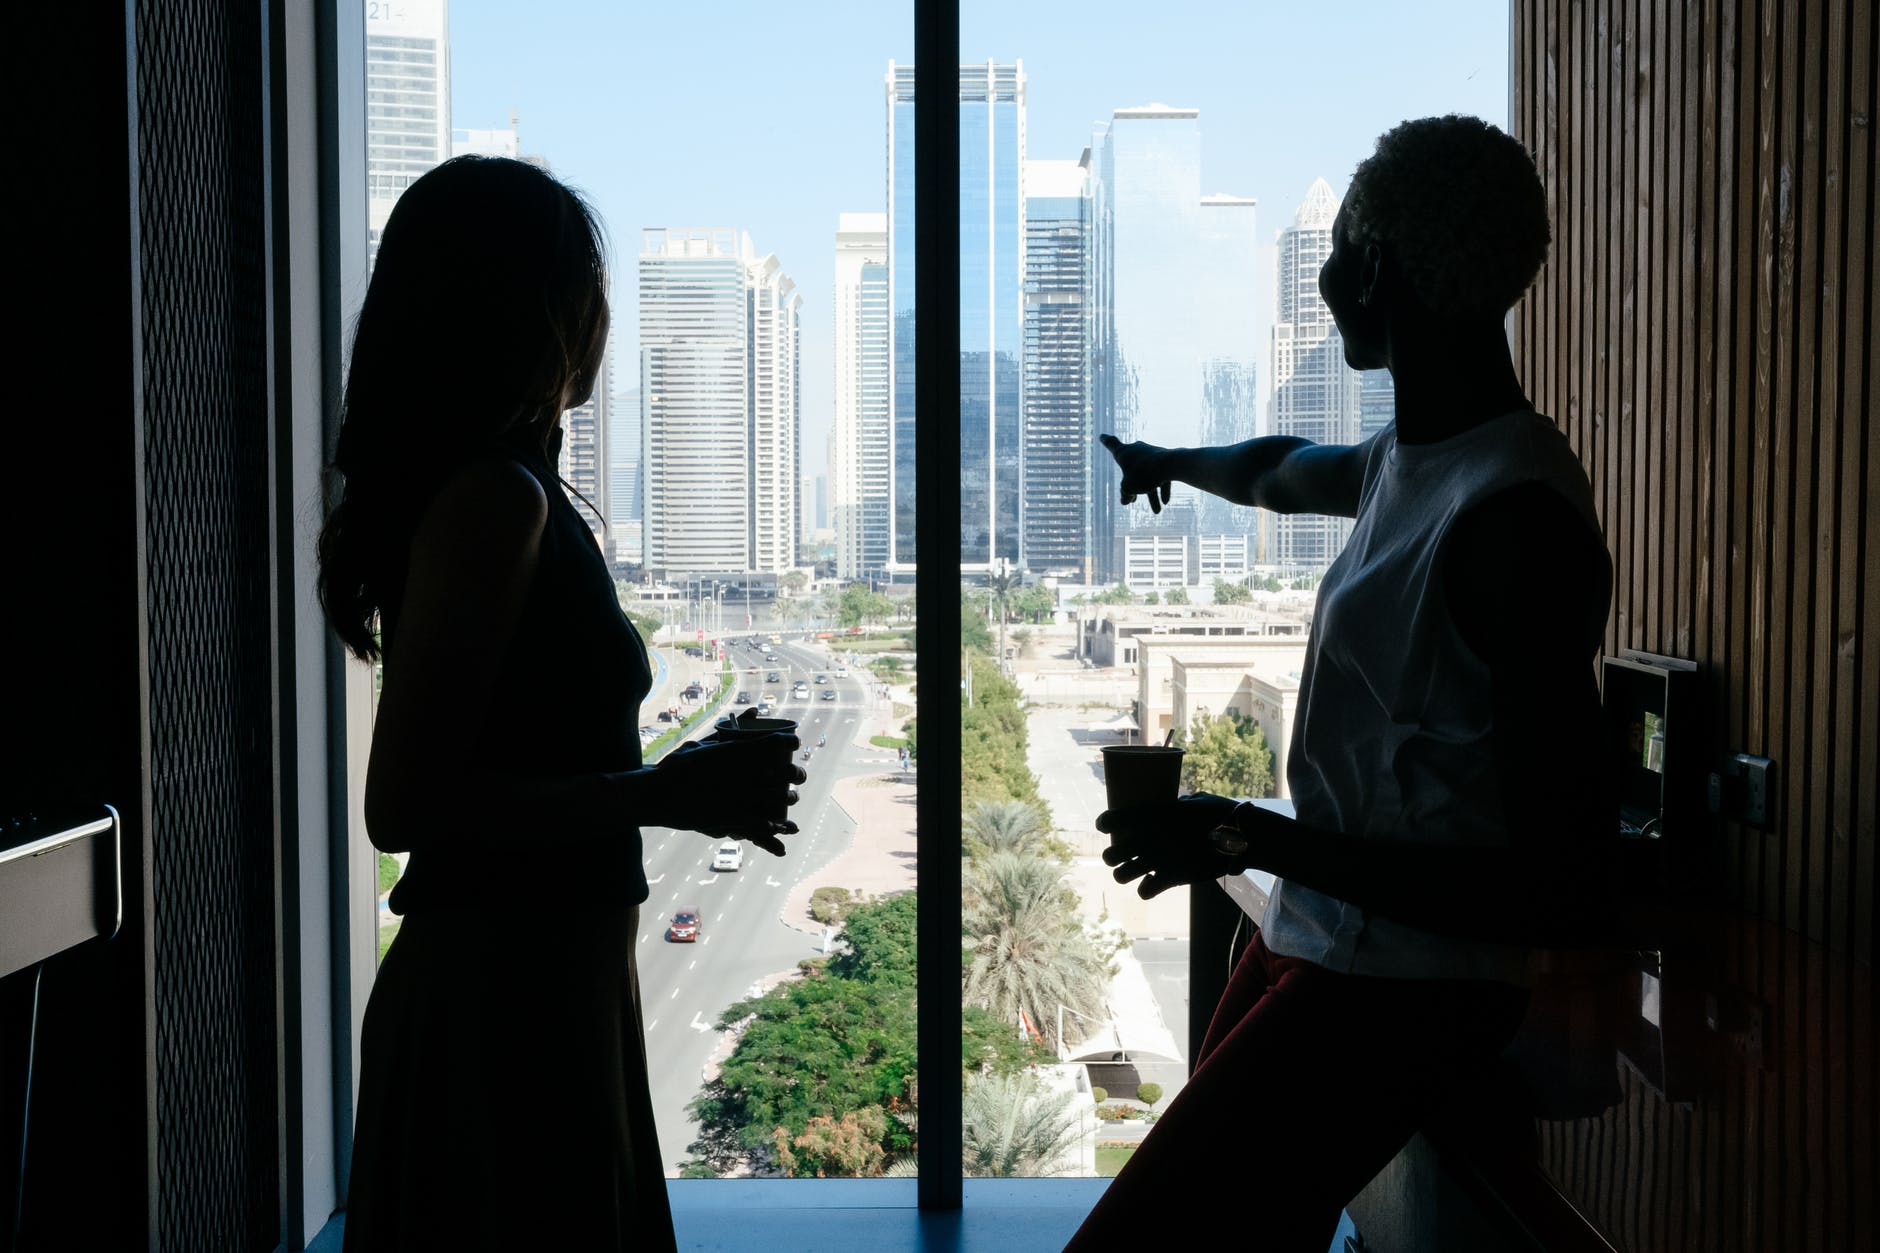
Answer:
[{"left": 318, "top": 155, "right": 610, "bottom": 662}]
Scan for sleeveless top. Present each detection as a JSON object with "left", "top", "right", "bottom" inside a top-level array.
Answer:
[
  {"left": 1260, "top": 411, "right": 1607, "bottom": 984},
  {"left": 382, "top": 429, "right": 654, "bottom": 914}
]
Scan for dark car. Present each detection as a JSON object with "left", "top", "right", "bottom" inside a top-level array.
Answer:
[
  {"left": 666, "top": 908, "right": 701, "bottom": 943},
  {"left": 734, "top": 690, "right": 752, "bottom": 704},
  {"left": 766, "top": 671, "right": 780, "bottom": 683},
  {"left": 820, "top": 689, "right": 836, "bottom": 701},
  {"left": 814, "top": 673, "right": 828, "bottom": 683},
  {"left": 656, "top": 709, "right": 677, "bottom": 722},
  {"left": 681, "top": 683, "right": 704, "bottom": 700}
]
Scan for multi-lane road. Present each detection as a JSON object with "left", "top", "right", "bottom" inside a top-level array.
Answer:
[{"left": 632, "top": 634, "right": 900, "bottom": 1173}]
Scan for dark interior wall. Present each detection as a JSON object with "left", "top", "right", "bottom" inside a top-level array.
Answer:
[
  {"left": 1510, "top": 1, "right": 1875, "bottom": 1249},
  {"left": 2, "top": 1, "right": 286, "bottom": 1249},
  {"left": 2, "top": 4, "right": 149, "bottom": 1249}
]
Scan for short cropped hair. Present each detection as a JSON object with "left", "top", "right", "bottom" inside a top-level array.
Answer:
[{"left": 1342, "top": 115, "right": 1551, "bottom": 319}]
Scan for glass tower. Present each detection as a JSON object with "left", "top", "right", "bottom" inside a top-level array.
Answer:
[
  {"left": 1020, "top": 158, "right": 1093, "bottom": 578},
  {"left": 1196, "top": 193, "right": 1259, "bottom": 539},
  {"left": 1090, "top": 104, "right": 1257, "bottom": 582},
  {"left": 886, "top": 61, "right": 1025, "bottom": 572},
  {"left": 832, "top": 213, "right": 891, "bottom": 580},
  {"left": 1271, "top": 178, "right": 1361, "bottom": 570}
]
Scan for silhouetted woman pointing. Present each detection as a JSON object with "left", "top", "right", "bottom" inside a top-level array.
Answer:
[
  {"left": 319, "top": 156, "right": 801, "bottom": 1251},
  {"left": 1068, "top": 117, "right": 1616, "bottom": 1251}
]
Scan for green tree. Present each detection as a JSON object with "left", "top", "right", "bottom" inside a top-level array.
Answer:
[
  {"left": 687, "top": 970, "right": 916, "bottom": 1172},
  {"left": 960, "top": 597, "right": 993, "bottom": 654},
  {"left": 962, "top": 800, "right": 1055, "bottom": 861},
  {"left": 1163, "top": 585, "right": 1190, "bottom": 605},
  {"left": 1143, "top": 591, "right": 1160, "bottom": 605},
  {"left": 781, "top": 570, "right": 809, "bottom": 596},
  {"left": 961, "top": 656, "right": 1044, "bottom": 810},
  {"left": 1135, "top": 1082, "right": 1164, "bottom": 1114},
  {"left": 961, "top": 1005, "right": 1057, "bottom": 1076},
  {"left": 1016, "top": 584, "right": 1055, "bottom": 623},
  {"left": 962, "top": 1072, "right": 1083, "bottom": 1177},
  {"left": 1093, "top": 583, "right": 1136, "bottom": 605},
  {"left": 962, "top": 853, "right": 1109, "bottom": 1054},
  {"left": 1291, "top": 573, "right": 1321, "bottom": 591},
  {"left": 1178, "top": 708, "right": 1276, "bottom": 799},
  {"left": 828, "top": 892, "right": 917, "bottom": 985},
  {"left": 1211, "top": 577, "right": 1251, "bottom": 605}
]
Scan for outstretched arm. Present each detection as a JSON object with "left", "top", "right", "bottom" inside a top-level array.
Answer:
[{"left": 1100, "top": 431, "right": 1378, "bottom": 518}]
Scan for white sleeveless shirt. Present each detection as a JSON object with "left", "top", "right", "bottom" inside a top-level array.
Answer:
[{"left": 1260, "top": 411, "right": 1605, "bottom": 984}]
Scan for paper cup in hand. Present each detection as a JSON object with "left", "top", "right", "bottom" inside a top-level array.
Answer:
[
  {"left": 1100, "top": 745, "right": 1185, "bottom": 813},
  {"left": 704, "top": 711, "right": 798, "bottom": 822}
]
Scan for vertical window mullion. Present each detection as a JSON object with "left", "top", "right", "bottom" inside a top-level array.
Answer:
[{"left": 913, "top": 0, "right": 963, "bottom": 1210}]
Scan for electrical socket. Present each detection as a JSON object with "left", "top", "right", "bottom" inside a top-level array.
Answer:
[{"left": 1719, "top": 753, "right": 1777, "bottom": 829}]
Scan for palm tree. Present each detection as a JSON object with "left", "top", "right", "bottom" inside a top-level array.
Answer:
[
  {"left": 962, "top": 1072, "right": 1083, "bottom": 1177},
  {"left": 962, "top": 800, "right": 1049, "bottom": 859},
  {"left": 962, "top": 853, "right": 1109, "bottom": 1054},
  {"left": 985, "top": 560, "right": 1019, "bottom": 673}
]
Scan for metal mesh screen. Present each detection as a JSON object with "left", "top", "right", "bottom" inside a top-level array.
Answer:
[{"left": 136, "top": 0, "right": 281, "bottom": 1247}]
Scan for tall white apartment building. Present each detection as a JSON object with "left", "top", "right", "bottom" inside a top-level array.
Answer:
[
  {"left": 830, "top": 213, "right": 890, "bottom": 580},
  {"left": 1270, "top": 178, "right": 1361, "bottom": 571},
  {"left": 365, "top": 0, "right": 449, "bottom": 266},
  {"left": 747, "top": 251, "right": 802, "bottom": 574},
  {"left": 639, "top": 228, "right": 800, "bottom": 580}
]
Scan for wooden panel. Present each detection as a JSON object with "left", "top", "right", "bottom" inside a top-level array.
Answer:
[{"left": 1511, "top": 1, "right": 1875, "bottom": 1249}]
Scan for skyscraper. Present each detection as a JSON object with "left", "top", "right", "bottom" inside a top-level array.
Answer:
[
  {"left": 559, "top": 339, "right": 610, "bottom": 540},
  {"left": 1270, "top": 178, "right": 1361, "bottom": 570},
  {"left": 747, "top": 251, "right": 802, "bottom": 575},
  {"left": 609, "top": 383, "right": 643, "bottom": 566},
  {"left": 831, "top": 213, "right": 890, "bottom": 580},
  {"left": 886, "top": 61, "right": 1025, "bottom": 573},
  {"left": 1358, "top": 367, "right": 1396, "bottom": 440},
  {"left": 638, "top": 228, "right": 800, "bottom": 581},
  {"left": 1020, "top": 158, "right": 1093, "bottom": 579},
  {"left": 1089, "top": 104, "right": 1257, "bottom": 584},
  {"left": 365, "top": 0, "right": 449, "bottom": 267},
  {"left": 1196, "top": 193, "right": 1259, "bottom": 541}
]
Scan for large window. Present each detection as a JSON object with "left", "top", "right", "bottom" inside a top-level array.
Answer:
[{"left": 349, "top": 0, "right": 1508, "bottom": 1201}]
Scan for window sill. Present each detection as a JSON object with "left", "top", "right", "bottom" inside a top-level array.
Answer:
[{"left": 304, "top": 1178, "right": 1112, "bottom": 1252}]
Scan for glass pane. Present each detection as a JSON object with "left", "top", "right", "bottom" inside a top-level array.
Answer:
[
  {"left": 956, "top": 1, "right": 1509, "bottom": 1180},
  {"left": 360, "top": 0, "right": 914, "bottom": 1181}
]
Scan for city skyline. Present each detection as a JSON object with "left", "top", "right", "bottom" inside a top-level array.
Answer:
[{"left": 446, "top": 0, "right": 1509, "bottom": 570}]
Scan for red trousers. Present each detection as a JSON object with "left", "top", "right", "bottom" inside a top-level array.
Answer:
[{"left": 1065, "top": 928, "right": 1529, "bottom": 1252}]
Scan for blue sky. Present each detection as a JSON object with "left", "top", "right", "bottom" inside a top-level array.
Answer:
[{"left": 448, "top": 0, "right": 1509, "bottom": 476}]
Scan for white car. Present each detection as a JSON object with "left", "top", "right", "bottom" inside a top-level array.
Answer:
[{"left": 711, "top": 842, "right": 744, "bottom": 872}]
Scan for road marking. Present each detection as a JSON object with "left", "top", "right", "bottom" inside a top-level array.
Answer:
[
  {"left": 670, "top": 986, "right": 680, "bottom": 1000},
  {"left": 689, "top": 1012, "right": 712, "bottom": 1033},
  {"left": 702, "top": 934, "right": 711, "bottom": 945},
  {"left": 647, "top": 1018, "right": 658, "bottom": 1031},
  {"left": 647, "top": 873, "right": 665, "bottom": 886},
  {"left": 766, "top": 875, "right": 782, "bottom": 888},
  {"left": 687, "top": 960, "right": 697, "bottom": 971},
  {"left": 698, "top": 877, "right": 716, "bottom": 886}
]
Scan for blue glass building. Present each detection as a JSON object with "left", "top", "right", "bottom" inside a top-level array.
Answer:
[{"left": 886, "top": 61, "right": 1025, "bottom": 572}]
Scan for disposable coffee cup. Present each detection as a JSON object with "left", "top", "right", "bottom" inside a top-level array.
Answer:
[
  {"left": 1101, "top": 745, "right": 1185, "bottom": 813},
  {"left": 702, "top": 712, "right": 800, "bottom": 824},
  {"left": 706, "top": 712, "right": 798, "bottom": 743}
]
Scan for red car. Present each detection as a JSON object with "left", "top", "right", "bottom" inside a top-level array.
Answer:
[{"left": 666, "top": 908, "right": 701, "bottom": 943}]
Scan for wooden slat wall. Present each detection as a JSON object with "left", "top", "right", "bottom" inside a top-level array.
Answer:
[{"left": 1510, "top": 1, "right": 1875, "bottom": 1249}]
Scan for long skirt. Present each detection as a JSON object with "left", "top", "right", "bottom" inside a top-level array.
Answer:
[{"left": 343, "top": 904, "right": 677, "bottom": 1252}]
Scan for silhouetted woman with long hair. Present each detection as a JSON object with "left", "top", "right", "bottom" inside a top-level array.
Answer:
[
  {"left": 1069, "top": 116, "right": 1616, "bottom": 1251},
  {"left": 319, "top": 156, "right": 800, "bottom": 1251}
]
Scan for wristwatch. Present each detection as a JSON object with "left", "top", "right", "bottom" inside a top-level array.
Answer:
[{"left": 1209, "top": 800, "right": 1255, "bottom": 856}]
